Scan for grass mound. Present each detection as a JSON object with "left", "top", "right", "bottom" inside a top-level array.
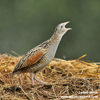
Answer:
[{"left": 0, "top": 54, "right": 100, "bottom": 100}]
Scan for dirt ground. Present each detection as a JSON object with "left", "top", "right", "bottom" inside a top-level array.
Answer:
[{"left": 0, "top": 54, "right": 100, "bottom": 100}]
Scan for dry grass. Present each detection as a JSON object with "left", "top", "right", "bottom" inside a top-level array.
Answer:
[{"left": 0, "top": 54, "right": 100, "bottom": 100}]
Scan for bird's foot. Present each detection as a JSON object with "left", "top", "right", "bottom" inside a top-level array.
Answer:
[{"left": 35, "top": 78, "right": 47, "bottom": 84}]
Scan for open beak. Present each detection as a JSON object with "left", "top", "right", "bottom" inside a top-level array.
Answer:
[{"left": 63, "top": 21, "right": 72, "bottom": 31}]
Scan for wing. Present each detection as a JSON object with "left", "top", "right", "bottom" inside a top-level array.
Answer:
[{"left": 12, "top": 47, "right": 48, "bottom": 73}]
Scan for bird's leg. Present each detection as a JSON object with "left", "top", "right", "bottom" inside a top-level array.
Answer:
[
  {"left": 30, "top": 73, "right": 34, "bottom": 84},
  {"left": 34, "top": 72, "right": 47, "bottom": 84}
]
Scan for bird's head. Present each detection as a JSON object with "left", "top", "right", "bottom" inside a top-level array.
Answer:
[{"left": 54, "top": 21, "right": 72, "bottom": 35}]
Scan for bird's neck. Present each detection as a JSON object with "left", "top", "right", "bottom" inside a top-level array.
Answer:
[
  {"left": 50, "top": 33, "right": 63, "bottom": 43},
  {"left": 46, "top": 33, "right": 63, "bottom": 59}
]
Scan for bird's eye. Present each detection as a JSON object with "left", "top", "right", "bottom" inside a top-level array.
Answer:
[{"left": 61, "top": 26, "right": 63, "bottom": 28}]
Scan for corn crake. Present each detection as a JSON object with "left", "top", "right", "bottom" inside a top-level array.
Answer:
[{"left": 12, "top": 22, "right": 72, "bottom": 84}]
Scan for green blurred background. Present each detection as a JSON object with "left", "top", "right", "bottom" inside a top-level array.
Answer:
[{"left": 0, "top": 0, "right": 100, "bottom": 61}]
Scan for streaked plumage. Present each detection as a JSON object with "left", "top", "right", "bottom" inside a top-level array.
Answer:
[{"left": 12, "top": 21, "right": 71, "bottom": 84}]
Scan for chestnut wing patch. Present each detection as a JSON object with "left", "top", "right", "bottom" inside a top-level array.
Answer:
[
  {"left": 24, "top": 51, "right": 44, "bottom": 67},
  {"left": 12, "top": 48, "right": 48, "bottom": 73}
]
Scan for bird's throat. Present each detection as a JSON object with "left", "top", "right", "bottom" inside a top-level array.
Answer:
[{"left": 50, "top": 33, "right": 63, "bottom": 43}]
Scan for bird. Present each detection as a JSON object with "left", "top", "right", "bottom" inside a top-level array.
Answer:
[{"left": 12, "top": 21, "right": 72, "bottom": 84}]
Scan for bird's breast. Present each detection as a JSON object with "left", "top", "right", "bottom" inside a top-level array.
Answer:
[{"left": 46, "top": 42, "right": 59, "bottom": 60}]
